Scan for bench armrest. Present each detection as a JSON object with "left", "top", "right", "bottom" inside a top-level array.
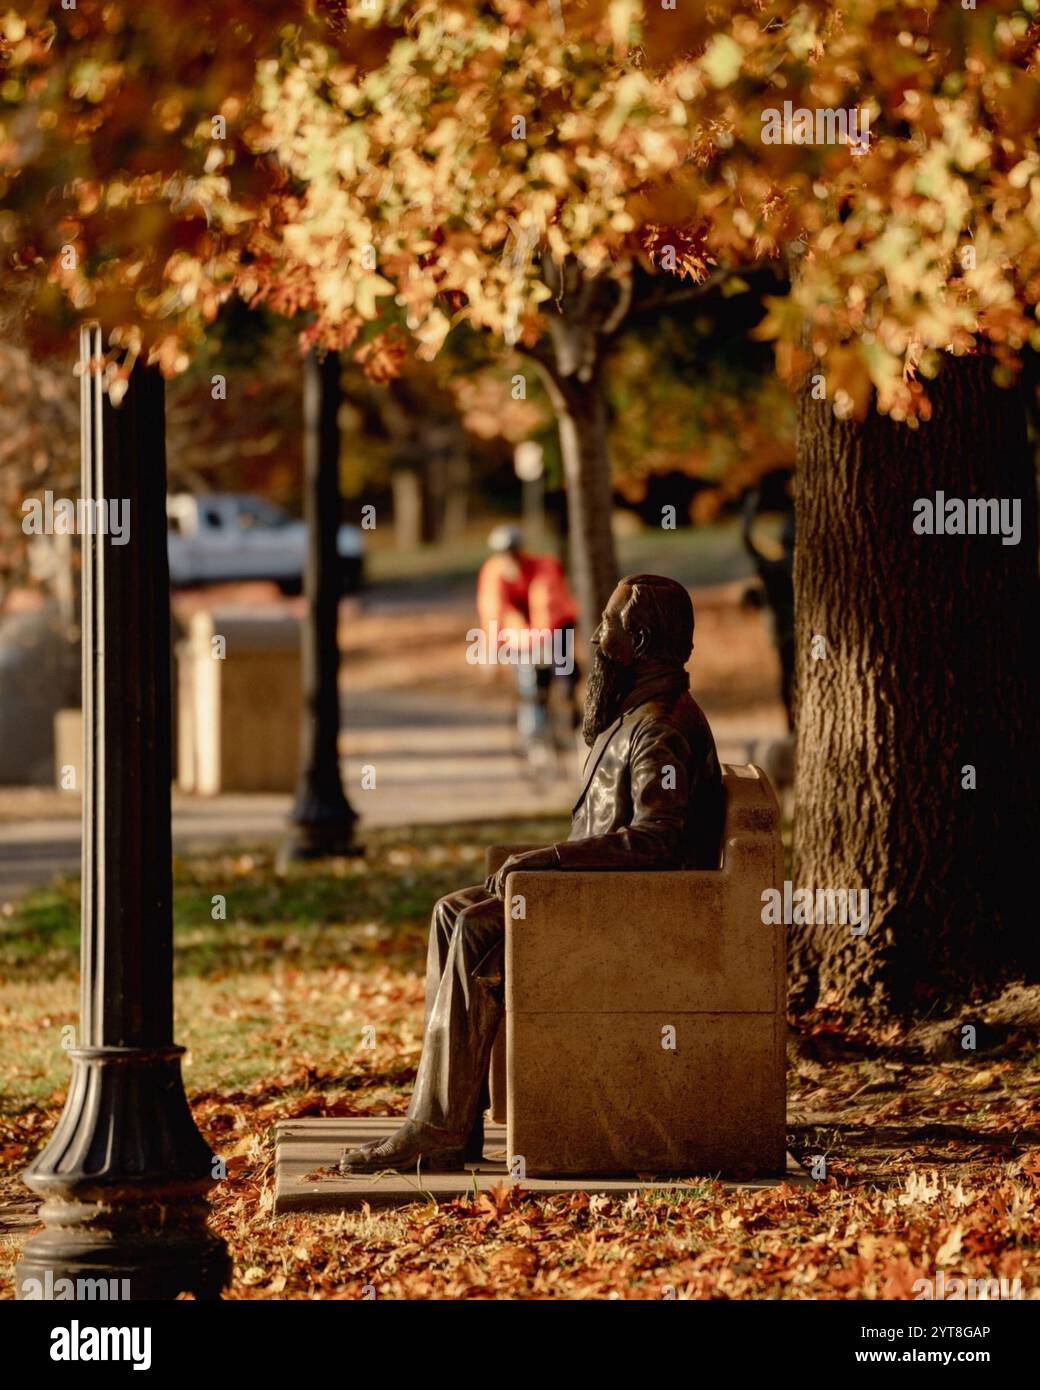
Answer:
[{"left": 503, "top": 852, "right": 784, "bottom": 1016}]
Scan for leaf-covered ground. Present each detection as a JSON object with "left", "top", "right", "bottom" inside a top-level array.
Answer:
[{"left": 1, "top": 823, "right": 1038, "bottom": 1300}]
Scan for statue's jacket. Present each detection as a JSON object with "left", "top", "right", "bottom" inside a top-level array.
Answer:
[{"left": 558, "top": 664, "right": 724, "bottom": 873}]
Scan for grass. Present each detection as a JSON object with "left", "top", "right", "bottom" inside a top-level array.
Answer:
[
  {"left": 365, "top": 517, "right": 757, "bottom": 592},
  {"left": 0, "top": 817, "right": 567, "bottom": 1107}
]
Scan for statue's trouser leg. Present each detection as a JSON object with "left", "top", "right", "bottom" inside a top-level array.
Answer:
[
  {"left": 421, "top": 887, "right": 488, "bottom": 1030},
  {"left": 407, "top": 890, "right": 505, "bottom": 1144}
]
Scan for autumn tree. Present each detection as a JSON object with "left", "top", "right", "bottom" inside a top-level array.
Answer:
[
  {"left": 1, "top": 2, "right": 373, "bottom": 868},
  {"left": 244, "top": 3, "right": 732, "bottom": 624},
  {"left": 249, "top": 0, "right": 1040, "bottom": 1017},
  {"left": 0, "top": 2, "right": 316, "bottom": 364},
  {"left": 671, "top": 1, "right": 1040, "bottom": 1017},
  {"left": 0, "top": 340, "right": 79, "bottom": 606}
]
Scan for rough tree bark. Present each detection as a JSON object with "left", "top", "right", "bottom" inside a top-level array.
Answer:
[{"left": 791, "top": 353, "right": 1040, "bottom": 1019}]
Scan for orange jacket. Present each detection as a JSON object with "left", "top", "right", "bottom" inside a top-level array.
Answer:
[{"left": 477, "top": 552, "right": 578, "bottom": 643}]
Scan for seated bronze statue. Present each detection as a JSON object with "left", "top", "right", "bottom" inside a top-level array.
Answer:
[{"left": 340, "top": 573, "right": 723, "bottom": 1174}]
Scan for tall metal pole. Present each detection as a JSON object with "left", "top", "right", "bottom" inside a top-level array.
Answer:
[
  {"left": 279, "top": 348, "right": 359, "bottom": 863},
  {"left": 16, "top": 327, "right": 228, "bottom": 1301}
]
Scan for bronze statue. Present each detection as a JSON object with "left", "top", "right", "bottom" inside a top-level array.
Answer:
[{"left": 339, "top": 574, "right": 723, "bottom": 1173}]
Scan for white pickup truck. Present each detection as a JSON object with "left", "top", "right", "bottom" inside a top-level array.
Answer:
[{"left": 167, "top": 493, "right": 364, "bottom": 594}]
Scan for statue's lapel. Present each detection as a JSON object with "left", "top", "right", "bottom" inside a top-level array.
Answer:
[{"left": 571, "top": 713, "right": 626, "bottom": 814}]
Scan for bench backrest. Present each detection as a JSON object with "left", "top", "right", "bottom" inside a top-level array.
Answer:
[{"left": 718, "top": 763, "right": 780, "bottom": 869}]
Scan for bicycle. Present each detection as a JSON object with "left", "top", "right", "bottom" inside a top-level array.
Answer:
[{"left": 514, "top": 660, "right": 577, "bottom": 790}]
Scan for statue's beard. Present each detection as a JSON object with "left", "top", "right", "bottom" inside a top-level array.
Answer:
[{"left": 581, "top": 649, "right": 637, "bottom": 747}]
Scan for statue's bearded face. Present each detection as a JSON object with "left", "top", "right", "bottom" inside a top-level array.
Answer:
[
  {"left": 581, "top": 575, "right": 695, "bottom": 745},
  {"left": 581, "top": 645, "right": 637, "bottom": 746},
  {"left": 581, "top": 583, "right": 639, "bottom": 746}
]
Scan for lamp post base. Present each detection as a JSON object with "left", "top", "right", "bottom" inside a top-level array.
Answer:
[
  {"left": 276, "top": 809, "right": 362, "bottom": 869},
  {"left": 16, "top": 1203, "right": 229, "bottom": 1302},
  {"left": 15, "top": 1047, "right": 228, "bottom": 1302}
]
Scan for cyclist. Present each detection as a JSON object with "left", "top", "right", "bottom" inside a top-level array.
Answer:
[{"left": 476, "top": 525, "right": 580, "bottom": 747}]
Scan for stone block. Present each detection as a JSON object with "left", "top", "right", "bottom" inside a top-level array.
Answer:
[
  {"left": 505, "top": 855, "right": 782, "bottom": 1015},
  {"left": 500, "top": 764, "right": 786, "bottom": 1176},
  {"left": 53, "top": 708, "right": 82, "bottom": 793},
  {"left": 507, "top": 1012, "right": 785, "bottom": 1177},
  {"left": 177, "top": 608, "right": 301, "bottom": 794},
  {"left": 0, "top": 604, "right": 79, "bottom": 785}
]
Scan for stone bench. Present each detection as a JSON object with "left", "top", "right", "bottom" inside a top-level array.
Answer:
[{"left": 484, "top": 763, "right": 786, "bottom": 1177}]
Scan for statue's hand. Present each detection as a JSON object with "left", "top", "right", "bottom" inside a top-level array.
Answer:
[{"left": 485, "top": 846, "right": 559, "bottom": 901}]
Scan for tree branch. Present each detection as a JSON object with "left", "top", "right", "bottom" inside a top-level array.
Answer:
[
  {"left": 515, "top": 337, "right": 562, "bottom": 389},
  {"left": 629, "top": 264, "right": 756, "bottom": 318},
  {"left": 601, "top": 270, "right": 634, "bottom": 338}
]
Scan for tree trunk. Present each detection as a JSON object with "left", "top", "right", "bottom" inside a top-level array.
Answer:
[
  {"left": 391, "top": 468, "right": 423, "bottom": 550},
  {"left": 541, "top": 363, "right": 617, "bottom": 634},
  {"left": 442, "top": 451, "right": 470, "bottom": 542},
  {"left": 421, "top": 451, "right": 446, "bottom": 543},
  {"left": 533, "top": 257, "right": 623, "bottom": 635},
  {"left": 791, "top": 354, "right": 1040, "bottom": 1018}
]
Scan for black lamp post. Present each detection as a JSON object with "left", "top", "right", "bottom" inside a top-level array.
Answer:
[
  {"left": 278, "top": 348, "right": 359, "bottom": 864},
  {"left": 16, "top": 326, "right": 228, "bottom": 1301}
]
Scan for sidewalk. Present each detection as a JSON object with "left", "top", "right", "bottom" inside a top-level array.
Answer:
[
  {"left": 0, "top": 684, "right": 781, "bottom": 904},
  {"left": 0, "top": 689, "right": 572, "bottom": 904}
]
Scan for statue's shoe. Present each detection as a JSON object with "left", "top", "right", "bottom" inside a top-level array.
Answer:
[{"left": 338, "top": 1120, "right": 466, "bottom": 1174}]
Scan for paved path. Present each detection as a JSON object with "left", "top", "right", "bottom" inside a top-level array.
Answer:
[
  {"left": 0, "top": 688, "right": 570, "bottom": 904},
  {"left": 0, "top": 681, "right": 779, "bottom": 904}
]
